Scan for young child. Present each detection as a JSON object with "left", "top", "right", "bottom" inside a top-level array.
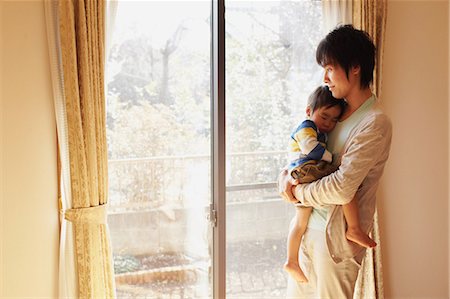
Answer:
[{"left": 283, "top": 86, "right": 377, "bottom": 283}]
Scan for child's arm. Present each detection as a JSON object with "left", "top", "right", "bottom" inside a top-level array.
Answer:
[{"left": 291, "top": 120, "right": 332, "bottom": 162}]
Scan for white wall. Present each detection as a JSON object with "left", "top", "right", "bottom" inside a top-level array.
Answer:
[
  {"left": 379, "top": 1, "right": 449, "bottom": 298},
  {"left": 1, "top": 1, "right": 59, "bottom": 298},
  {"left": 0, "top": 0, "right": 4, "bottom": 297}
]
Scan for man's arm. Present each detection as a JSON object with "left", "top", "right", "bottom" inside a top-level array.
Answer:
[{"left": 294, "top": 113, "right": 392, "bottom": 208}]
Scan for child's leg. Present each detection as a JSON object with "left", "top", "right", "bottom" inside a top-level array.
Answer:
[
  {"left": 284, "top": 206, "right": 312, "bottom": 282},
  {"left": 343, "top": 196, "right": 377, "bottom": 248}
]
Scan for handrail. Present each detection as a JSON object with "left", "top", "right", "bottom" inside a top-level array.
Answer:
[
  {"left": 226, "top": 182, "right": 276, "bottom": 192},
  {"left": 108, "top": 150, "right": 287, "bottom": 164}
]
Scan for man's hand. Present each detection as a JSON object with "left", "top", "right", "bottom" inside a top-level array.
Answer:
[{"left": 277, "top": 168, "right": 300, "bottom": 204}]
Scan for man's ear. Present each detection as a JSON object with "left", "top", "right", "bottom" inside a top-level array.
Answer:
[{"left": 351, "top": 65, "right": 361, "bottom": 75}]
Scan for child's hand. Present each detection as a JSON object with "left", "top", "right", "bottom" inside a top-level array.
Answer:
[{"left": 278, "top": 168, "right": 299, "bottom": 203}]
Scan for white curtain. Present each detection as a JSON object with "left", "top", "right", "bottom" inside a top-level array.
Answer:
[
  {"left": 322, "top": 0, "right": 352, "bottom": 33},
  {"left": 45, "top": 1, "right": 78, "bottom": 297}
]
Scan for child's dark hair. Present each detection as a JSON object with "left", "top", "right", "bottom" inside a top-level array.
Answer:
[
  {"left": 316, "top": 24, "right": 376, "bottom": 89},
  {"left": 308, "top": 86, "right": 347, "bottom": 119}
]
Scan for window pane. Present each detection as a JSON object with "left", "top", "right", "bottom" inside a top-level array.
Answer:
[
  {"left": 106, "top": 2, "right": 212, "bottom": 298},
  {"left": 225, "top": 1, "right": 324, "bottom": 297}
]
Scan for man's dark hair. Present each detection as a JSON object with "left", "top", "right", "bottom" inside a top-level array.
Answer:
[
  {"left": 316, "top": 24, "right": 376, "bottom": 89},
  {"left": 308, "top": 85, "right": 347, "bottom": 119}
]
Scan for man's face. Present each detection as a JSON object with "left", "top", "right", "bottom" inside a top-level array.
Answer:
[{"left": 322, "top": 63, "right": 359, "bottom": 99}]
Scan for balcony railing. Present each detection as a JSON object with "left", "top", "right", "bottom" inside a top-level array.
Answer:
[
  {"left": 108, "top": 151, "right": 292, "bottom": 298},
  {"left": 107, "top": 150, "right": 288, "bottom": 213}
]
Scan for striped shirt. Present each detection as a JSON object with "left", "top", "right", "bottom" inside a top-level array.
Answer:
[{"left": 287, "top": 120, "right": 332, "bottom": 175}]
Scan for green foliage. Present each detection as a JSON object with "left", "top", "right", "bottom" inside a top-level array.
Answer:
[{"left": 106, "top": 1, "right": 324, "bottom": 206}]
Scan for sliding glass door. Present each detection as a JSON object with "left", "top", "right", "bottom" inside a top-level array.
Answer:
[
  {"left": 225, "top": 1, "right": 324, "bottom": 298},
  {"left": 106, "top": 2, "right": 213, "bottom": 297},
  {"left": 105, "top": 1, "right": 325, "bottom": 298}
]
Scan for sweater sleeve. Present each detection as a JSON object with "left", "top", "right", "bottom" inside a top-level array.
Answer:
[{"left": 294, "top": 113, "right": 392, "bottom": 208}]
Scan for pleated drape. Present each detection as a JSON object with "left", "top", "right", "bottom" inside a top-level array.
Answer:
[
  {"left": 46, "top": 0, "right": 116, "bottom": 297},
  {"left": 352, "top": 1, "right": 388, "bottom": 299},
  {"left": 353, "top": 0, "right": 388, "bottom": 98},
  {"left": 354, "top": 210, "right": 385, "bottom": 299}
]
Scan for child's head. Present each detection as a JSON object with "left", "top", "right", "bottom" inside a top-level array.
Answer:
[
  {"left": 316, "top": 24, "right": 376, "bottom": 89},
  {"left": 306, "top": 85, "right": 346, "bottom": 133}
]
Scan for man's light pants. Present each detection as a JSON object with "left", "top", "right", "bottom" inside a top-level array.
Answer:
[{"left": 286, "top": 228, "right": 363, "bottom": 299}]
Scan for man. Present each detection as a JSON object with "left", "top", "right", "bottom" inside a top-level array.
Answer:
[{"left": 278, "top": 24, "right": 392, "bottom": 298}]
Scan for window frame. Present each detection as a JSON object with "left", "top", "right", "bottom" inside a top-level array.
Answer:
[{"left": 211, "top": 0, "right": 226, "bottom": 298}]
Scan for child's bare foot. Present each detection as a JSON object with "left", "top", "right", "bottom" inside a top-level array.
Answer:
[
  {"left": 346, "top": 228, "right": 377, "bottom": 248},
  {"left": 284, "top": 261, "right": 308, "bottom": 283}
]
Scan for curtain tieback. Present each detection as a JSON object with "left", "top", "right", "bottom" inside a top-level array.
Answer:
[{"left": 63, "top": 204, "right": 107, "bottom": 224}]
